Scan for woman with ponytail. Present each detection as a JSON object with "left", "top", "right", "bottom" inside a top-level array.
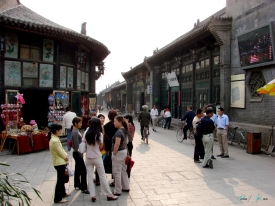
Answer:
[{"left": 112, "top": 115, "right": 130, "bottom": 195}]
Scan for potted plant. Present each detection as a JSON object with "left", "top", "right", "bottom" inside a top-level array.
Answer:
[{"left": 0, "top": 161, "right": 42, "bottom": 206}]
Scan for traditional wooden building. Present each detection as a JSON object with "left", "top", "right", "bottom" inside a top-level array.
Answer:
[{"left": 0, "top": 0, "right": 109, "bottom": 128}]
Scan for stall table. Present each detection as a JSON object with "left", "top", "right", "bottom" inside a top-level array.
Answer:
[{"left": 8, "top": 132, "right": 49, "bottom": 154}]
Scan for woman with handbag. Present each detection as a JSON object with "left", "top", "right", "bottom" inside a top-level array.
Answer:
[
  {"left": 123, "top": 114, "right": 135, "bottom": 157},
  {"left": 112, "top": 116, "right": 130, "bottom": 196},
  {"left": 85, "top": 118, "right": 118, "bottom": 202},
  {"left": 49, "top": 123, "right": 69, "bottom": 203},
  {"left": 71, "top": 117, "right": 89, "bottom": 194}
]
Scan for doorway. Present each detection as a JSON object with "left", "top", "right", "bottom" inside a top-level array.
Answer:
[
  {"left": 171, "top": 92, "right": 178, "bottom": 118},
  {"left": 20, "top": 90, "right": 52, "bottom": 129}
]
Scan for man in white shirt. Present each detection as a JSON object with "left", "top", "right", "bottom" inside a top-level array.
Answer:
[
  {"left": 62, "top": 107, "right": 77, "bottom": 151},
  {"left": 150, "top": 105, "right": 158, "bottom": 132}
]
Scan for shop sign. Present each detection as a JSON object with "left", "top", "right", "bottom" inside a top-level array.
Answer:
[
  {"left": 147, "top": 85, "right": 152, "bottom": 94},
  {"left": 166, "top": 72, "right": 179, "bottom": 87}
]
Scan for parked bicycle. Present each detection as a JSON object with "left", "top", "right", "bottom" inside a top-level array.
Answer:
[
  {"left": 227, "top": 127, "right": 246, "bottom": 149},
  {"left": 142, "top": 126, "right": 149, "bottom": 144},
  {"left": 176, "top": 121, "right": 195, "bottom": 145}
]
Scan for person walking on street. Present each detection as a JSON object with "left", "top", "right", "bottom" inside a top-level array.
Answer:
[
  {"left": 163, "top": 108, "right": 171, "bottom": 129},
  {"left": 180, "top": 106, "right": 195, "bottom": 139},
  {"left": 193, "top": 109, "right": 205, "bottom": 163},
  {"left": 138, "top": 105, "right": 151, "bottom": 140},
  {"left": 150, "top": 105, "right": 158, "bottom": 132},
  {"left": 48, "top": 123, "right": 69, "bottom": 203},
  {"left": 62, "top": 107, "right": 76, "bottom": 151},
  {"left": 84, "top": 118, "right": 118, "bottom": 202},
  {"left": 71, "top": 117, "right": 90, "bottom": 194},
  {"left": 196, "top": 108, "right": 215, "bottom": 169},
  {"left": 216, "top": 107, "right": 230, "bottom": 158}
]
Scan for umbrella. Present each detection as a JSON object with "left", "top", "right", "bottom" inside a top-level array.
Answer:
[{"left": 257, "top": 79, "right": 275, "bottom": 96}]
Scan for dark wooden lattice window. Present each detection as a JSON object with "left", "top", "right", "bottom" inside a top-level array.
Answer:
[
  {"left": 213, "top": 84, "right": 220, "bottom": 104},
  {"left": 249, "top": 72, "right": 265, "bottom": 97}
]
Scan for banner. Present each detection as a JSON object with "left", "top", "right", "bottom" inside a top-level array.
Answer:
[{"left": 166, "top": 72, "right": 179, "bottom": 87}]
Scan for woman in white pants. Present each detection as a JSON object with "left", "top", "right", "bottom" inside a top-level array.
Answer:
[
  {"left": 112, "top": 116, "right": 130, "bottom": 195},
  {"left": 84, "top": 118, "right": 118, "bottom": 202}
]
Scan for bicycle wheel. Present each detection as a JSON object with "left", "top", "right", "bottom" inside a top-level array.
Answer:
[
  {"left": 187, "top": 129, "right": 195, "bottom": 145},
  {"left": 176, "top": 128, "right": 184, "bottom": 142},
  {"left": 236, "top": 132, "right": 246, "bottom": 149}
]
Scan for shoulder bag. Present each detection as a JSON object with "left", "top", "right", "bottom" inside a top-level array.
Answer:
[
  {"left": 78, "top": 138, "right": 87, "bottom": 153},
  {"left": 119, "top": 129, "right": 131, "bottom": 165}
]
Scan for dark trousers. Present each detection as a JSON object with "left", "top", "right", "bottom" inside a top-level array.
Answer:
[
  {"left": 164, "top": 117, "right": 171, "bottom": 129},
  {"left": 54, "top": 164, "right": 66, "bottom": 202},
  {"left": 140, "top": 126, "right": 149, "bottom": 137},
  {"left": 194, "top": 134, "right": 205, "bottom": 161},
  {"left": 73, "top": 151, "right": 87, "bottom": 190},
  {"left": 127, "top": 141, "right": 133, "bottom": 157},
  {"left": 183, "top": 124, "right": 192, "bottom": 139}
]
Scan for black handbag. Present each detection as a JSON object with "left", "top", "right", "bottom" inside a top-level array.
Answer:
[{"left": 103, "top": 153, "right": 112, "bottom": 174}]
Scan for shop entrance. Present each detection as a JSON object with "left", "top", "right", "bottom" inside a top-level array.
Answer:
[{"left": 20, "top": 90, "right": 52, "bottom": 129}]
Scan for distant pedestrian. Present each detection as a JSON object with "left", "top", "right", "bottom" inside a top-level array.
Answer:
[
  {"left": 62, "top": 107, "right": 76, "bottom": 151},
  {"left": 180, "top": 106, "right": 195, "bottom": 139},
  {"left": 138, "top": 105, "right": 151, "bottom": 140},
  {"left": 163, "top": 108, "right": 171, "bottom": 129},
  {"left": 196, "top": 108, "right": 215, "bottom": 169},
  {"left": 216, "top": 107, "right": 230, "bottom": 158},
  {"left": 193, "top": 109, "right": 205, "bottom": 163},
  {"left": 150, "top": 105, "right": 158, "bottom": 132}
]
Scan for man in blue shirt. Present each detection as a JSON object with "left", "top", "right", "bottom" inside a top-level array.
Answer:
[
  {"left": 216, "top": 107, "right": 229, "bottom": 158},
  {"left": 180, "top": 106, "right": 195, "bottom": 140}
]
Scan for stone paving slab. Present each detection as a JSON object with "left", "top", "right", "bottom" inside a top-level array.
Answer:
[{"left": 0, "top": 114, "right": 275, "bottom": 205}]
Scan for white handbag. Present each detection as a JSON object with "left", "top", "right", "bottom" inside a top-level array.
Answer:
[
  {"left": 78, "top": 139, "right": 87, "bottom": 154},
  {"left": 66, "top": 165, "right": 74, "bottom": 176}
]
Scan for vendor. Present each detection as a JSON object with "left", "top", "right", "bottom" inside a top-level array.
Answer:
[{"left": 17, "top": 117, "right": 26, "bottom": 129}]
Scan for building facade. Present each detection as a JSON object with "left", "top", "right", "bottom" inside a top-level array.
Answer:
[
  {"left": 120, "top": 0, "right": 275, "bottom": 148},
  {"left": 0, "top": 0, "right": 109, "bottom": 128}
]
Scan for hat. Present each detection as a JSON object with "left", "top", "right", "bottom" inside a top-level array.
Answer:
[
  {"left": 142, "top": 105, "right": 148, "bottom": 110},
  {"left": 29, "top": 120, "right": 37, "bottom": 125}
]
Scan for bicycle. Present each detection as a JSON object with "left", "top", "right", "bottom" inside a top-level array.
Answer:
[
  {"left": 142, "top": 126, "right": 149, "bottom": 144},
  {"left": 176, "top": 121, "right": 195, "bottom": 145},
  {"left": 227, "top": 127, "right": 246, "bottom": 149}
]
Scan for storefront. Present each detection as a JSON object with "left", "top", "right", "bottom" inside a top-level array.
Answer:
[{"left": 0, "top": 1, "right": 109, "bottom": 131}]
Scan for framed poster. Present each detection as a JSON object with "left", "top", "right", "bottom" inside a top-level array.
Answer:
[
  {"left": 60, "top": 66, "right": 67, "bottom": 88},
  {"left": 5, "top": 33, "right": 18, "bottom": 58},
  {"left": 77, "top": 69, "right": 81, "bottom": 89},
  {"left": 231, "top": 81, "right": 245, "bottom": 108},
  {"left": 23, "top": 62, "right": 38, "bottom": 78},
  {"left": 43, "top": 39, "right": 54, "bottom": 62},
  {"left": 4, "top": 61, "right": 21, "bottom": 86},
  {"left": 39, "top": 64, "right": 53, "bottom": 87},
  {"left": 67, "top": 67, "right": 73, "bottom": 88},
  {"left": 86, "top": 74, "right": 89, "bottom": 91}
]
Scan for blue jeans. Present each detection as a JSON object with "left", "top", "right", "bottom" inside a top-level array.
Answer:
[{"left": 66, "top": 128, "right": 71, "bottom": 151}]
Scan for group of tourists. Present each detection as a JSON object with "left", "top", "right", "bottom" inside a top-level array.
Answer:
[
  {"left": 181, "top": 104, "right": 229, "bottom": 169},
  {"left": 48, "top": 108, "right": 135, "bottom": 204}
]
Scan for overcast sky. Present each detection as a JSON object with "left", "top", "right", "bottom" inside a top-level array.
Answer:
[{"left": 21, "top": 0, "right": 226, "bottom": 93}]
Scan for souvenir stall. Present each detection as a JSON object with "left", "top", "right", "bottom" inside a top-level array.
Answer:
[
  {"left": 47, "top": 91, "right": 69, "bottom": 135},
  {"left": 0, "top": 93, "right": 49, "bottom": 154}
]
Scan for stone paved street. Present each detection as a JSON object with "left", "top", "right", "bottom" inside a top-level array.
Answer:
[{"left": 0, "top": 114, "right": 275, "bottom": 206}]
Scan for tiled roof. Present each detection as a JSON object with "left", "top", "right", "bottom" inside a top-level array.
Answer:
[
  {"left": 0, "top": 4, "right": 110, "bottom": 60},
  {"left": 145, "top": 8, "right": 229, "bottom": 63},
  {"left": 122, "top": 62, "right": 147, "bottom": 78}
]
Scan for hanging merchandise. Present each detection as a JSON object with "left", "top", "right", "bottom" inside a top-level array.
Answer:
[
  {"left": 15, "top": 93, "right": 25, "bottom": 104},
  {"left": 48, "top": 94, "right": 55, "bottom": 106},
  {"left": 61, "top": 93, "right": 69, "bottom": 108},
  {"left": 55, "top": 93, "right": 61, "bottom": 109}
]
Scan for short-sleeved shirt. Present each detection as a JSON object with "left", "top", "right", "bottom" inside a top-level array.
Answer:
[
  {"left": 111, "top": 128, "right": 127, "bottom": 151},
  {"left": 85, "top": 132, "right": 103, "bottom": 159},
  {"left": 217, "top": 114, "right": 229, "bottom": 129}
]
